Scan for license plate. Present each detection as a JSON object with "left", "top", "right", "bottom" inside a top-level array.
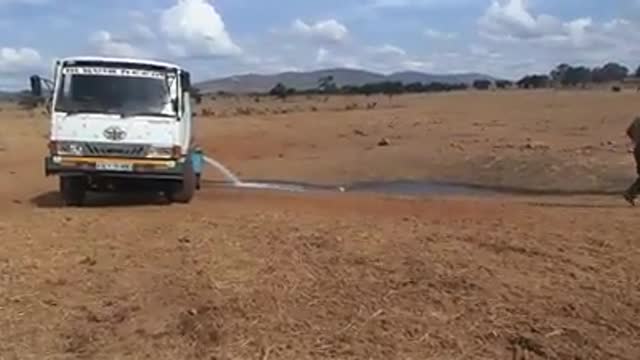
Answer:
[{"left": 95, "top": 162, "right": 133, "bottom": 172}]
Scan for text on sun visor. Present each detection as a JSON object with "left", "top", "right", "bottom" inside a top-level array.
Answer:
[{"left": 62, "top": 66, "right": 167, "bottom": 79}]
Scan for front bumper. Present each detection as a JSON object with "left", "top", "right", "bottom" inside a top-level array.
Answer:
[{"left": 45, "top": 155, "right": 186, "bottom": 180}]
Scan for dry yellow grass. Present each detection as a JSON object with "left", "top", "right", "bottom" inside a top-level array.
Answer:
[
  {"left": 0, "top": 90, "right": 639, "bottom": 360},
  {"left": 195, "top": 90, "right": 638, "bottom": 191}
]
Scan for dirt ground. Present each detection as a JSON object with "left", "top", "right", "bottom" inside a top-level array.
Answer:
[{"left": 1, "top": 90, "right": 639, "bottom": 360}]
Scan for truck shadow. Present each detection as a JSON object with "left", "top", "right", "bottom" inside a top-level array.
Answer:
[{"left": 31, "top": 191, "right": 171, "bottom": 208}]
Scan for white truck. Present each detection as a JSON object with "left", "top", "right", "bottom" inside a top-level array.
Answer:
[{"left": 30, "top": 56, "right": 203, "bottom": 206}]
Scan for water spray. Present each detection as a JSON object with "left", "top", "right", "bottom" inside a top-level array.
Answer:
[
  {"left": 203, "top": 155, "right": 308, "bottom": 193},
  {"left": 203, "top": 156, "right": 241, "bottom": 185}
]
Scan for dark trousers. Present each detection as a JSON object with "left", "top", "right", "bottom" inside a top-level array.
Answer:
[{"left": 626, "top": 146, "right": 640, "bottom": 197}]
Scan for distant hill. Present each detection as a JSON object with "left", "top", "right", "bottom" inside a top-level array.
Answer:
[
  {"left": 0, "top": 91, "right": 18, "bottom": 101},
  {"left": 386, "top": 71, "right": 499, "bottom": 86},
  {"left": 195, "top": 68, "right": 501, "bottom": 94},
  {"left": 0, "top": 90, "right": 35, "bottom": 102}
]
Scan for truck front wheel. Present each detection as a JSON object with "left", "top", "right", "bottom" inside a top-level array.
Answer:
[
  {"left": 59, "top": 176, "right": 87, "bottom": 206},
  {"left": 165, "top": 159, "right": 196, "bottom": 204}
]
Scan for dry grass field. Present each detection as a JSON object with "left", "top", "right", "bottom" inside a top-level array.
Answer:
[{"left": 1, "top": 90, "right": 639, "bottom": 360}]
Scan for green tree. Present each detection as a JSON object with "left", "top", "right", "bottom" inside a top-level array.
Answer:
[
  {"left": 269, "top": 82, "right": 289, "bottom": 99},
  {"left": 550, "top": 63, "right": 571, "bottom": 85},
  {"left": 318, "top": 75, "right": 337, "bottom": 93},
  {"left": 593, "top": 63, "right": 629, "bottom": 83},
  {"left": 517, "top": 74, "right": 550, "bottom": 89},
  {"left": 473, "top": 79, "right": 492, "bottom": 90},
  {"left": 404, "top": 82, "right": 425, "bottom": 93},
  {"left": 495, "top": 80, "right": 513, "bottom": 89},
  {"left": 562, "top": 66, "right": 591, "bottom": 86}
]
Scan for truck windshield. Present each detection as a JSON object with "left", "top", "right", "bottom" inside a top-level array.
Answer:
[{"left": 54, "top": 66, "right": 177, "bottom": 117}]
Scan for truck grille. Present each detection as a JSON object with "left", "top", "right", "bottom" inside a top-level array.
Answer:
[{"left": 84, "top": 142, "right": 148, "bottom": 158}]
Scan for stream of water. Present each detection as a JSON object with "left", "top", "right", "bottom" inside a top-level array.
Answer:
[
  {"left": 203, "top": 156, "right": 241, "bottom": 185},
  {"left": 203, "top": 156, "right": 308, "bottom": 192}
]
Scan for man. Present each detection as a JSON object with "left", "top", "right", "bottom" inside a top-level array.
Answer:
[{"left": 623, "top": 116, "right": 640, "bottom": 206}]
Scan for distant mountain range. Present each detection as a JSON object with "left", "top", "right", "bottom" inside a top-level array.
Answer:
[
  {"left": 195, "top": 68, "right": 502, "bottom": 94},
  {"left": 0, "top": 68, "right": 501, "bottom": 97},
  {"left": 0, "top": 91, "right": 20, "bottom": 101}
]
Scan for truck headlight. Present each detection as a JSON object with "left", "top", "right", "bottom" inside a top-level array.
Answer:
[
  {"left": 147, "top": 146, "right": 173, "bottom": 158},
  {"left": 55, "top": 142, "right": 84, "bottom": 156}
]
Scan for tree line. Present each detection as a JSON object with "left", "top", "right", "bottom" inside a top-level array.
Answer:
[
  {"left": 268, "top": 79, "right": 472, "bottom": 98},
  {"left": 516, "top": 62, "right": 632, "bottom": 89},
  {"left": 189, "top": 61, "right": 638, "bottom": 102},
  {"left": 266, "top": 61, "right": 636, "bottom": 98},
  {"left": 268, "top": 78, "right": 519, "bottom": 98}
]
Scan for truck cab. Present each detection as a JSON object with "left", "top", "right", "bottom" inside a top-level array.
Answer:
[{"left": 30, "top": 56, "right": 203, "bottom": 206}]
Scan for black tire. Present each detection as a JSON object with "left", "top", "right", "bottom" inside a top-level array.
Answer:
[
  {"left": 165, "top": 158, "right": 196, "bottom": 204},
  {"left": 59, "top": 176, "right": 87, "bottom": 206}
]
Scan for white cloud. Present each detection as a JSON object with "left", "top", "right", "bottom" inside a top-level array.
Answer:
[
  {"left": 314, "top": 47, "right": 360, "bottom": 68},
  {"left": 425, "top": 28, "right": 457, "bottom": 40},
  {"left": 364, "top": 44, "right": 437, "bottom": 73},
  {"left": 478, "top": 0, "right": 613, "bottom": 49},
  {"left": 0, "top": 47, "right": 41, "bottom": 74},
  {"left": 291, "top": 19, "right": 349, "bottom": 44},
  {"left": 475, "top": 0, "right": 640, "bottom": 73},
  {"left": 312, "top": 43, "right": 434, "bottom": 74},
  {"left": 18, "top": 0, "right": 635, "bottom": 85},
  {"left": 316, "top": 47, "right": 329, "bottom": 63},
  {"left": 400, "top": 59, "right": 434, "bottom": 71},
  {"left": 368, "top": 44, "right": 407, "bottom": 57},
  {"left": 368, "top": 0, "right": 475, "bottom": 9},
  {"left": 479, "top": 0, "right": 564, "bottom": 40},
  {"left": 89, "top": 31, "right": 148, "bottom": 58},
  {"left": 469, "top": 44, "right": 502, "bottom": 59},
  {"left": 160, "top": 0, "right": 241, "bottom": 58}
]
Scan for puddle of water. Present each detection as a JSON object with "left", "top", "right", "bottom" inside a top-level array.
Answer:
[
  {"left": 343, "top": 180, "right": 622, "bottom": 197},
  {"left": 203, "top": 178, "right": 623, "bottom": 199},
  {"left": 202, "top": 155, "right": 491, "bottom": 196},
  {"left": 203, "top": 178, "right": 493, "bottom": 196},
  {"left": 234, "top": 182, "right": 307, "bottom": 192},
  {"left": 345, "top": 180, "right": 498, "bottom": 196},
  {"left": 200, "top": 156, "right": 621, "bottom": 198}
]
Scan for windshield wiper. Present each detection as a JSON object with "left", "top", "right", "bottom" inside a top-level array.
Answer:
[
  {"left": 120, "top": 112, "right": 174, "bottom": 118},
  {"left": 62, "top": 109, "right": 107, "bottom": 115}
]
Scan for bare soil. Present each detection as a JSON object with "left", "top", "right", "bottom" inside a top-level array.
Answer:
[{"left": 1, "top": 91, "right": 639, "bottom": 360}]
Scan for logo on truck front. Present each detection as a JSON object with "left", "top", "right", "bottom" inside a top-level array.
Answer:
[{"left": 103, "top": 126, "right": 127, "bottom": 141}]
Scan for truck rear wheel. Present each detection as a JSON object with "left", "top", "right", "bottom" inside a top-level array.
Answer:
[
  {"left": 59, "top": 176, "right": 87, "bottom": 206},
  {"left": 165, "top": 159, "right": 196, "bottom": 204}
]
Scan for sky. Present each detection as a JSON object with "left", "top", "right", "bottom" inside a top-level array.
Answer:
[{"left": 1, "top": 0, "right": 639, "bottom": 90}]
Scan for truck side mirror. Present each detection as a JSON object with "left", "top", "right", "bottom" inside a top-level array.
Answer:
[
  {"left": 30, "top": 75, "right": 42, "bottom": 97},
  {"left": 172, "top": 98, "right": 179, "bottom": 113},
  {"left": 180, "top": 71, "right": 191, "bottom": 92}
]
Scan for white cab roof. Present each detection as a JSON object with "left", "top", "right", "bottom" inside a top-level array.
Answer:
[{"left": 58, "top": 56, "right": 182, "bottom": 70}]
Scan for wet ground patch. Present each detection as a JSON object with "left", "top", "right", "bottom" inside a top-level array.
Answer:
[{"left": 203, "top": 179, "right": 624, "bottom": 198}]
